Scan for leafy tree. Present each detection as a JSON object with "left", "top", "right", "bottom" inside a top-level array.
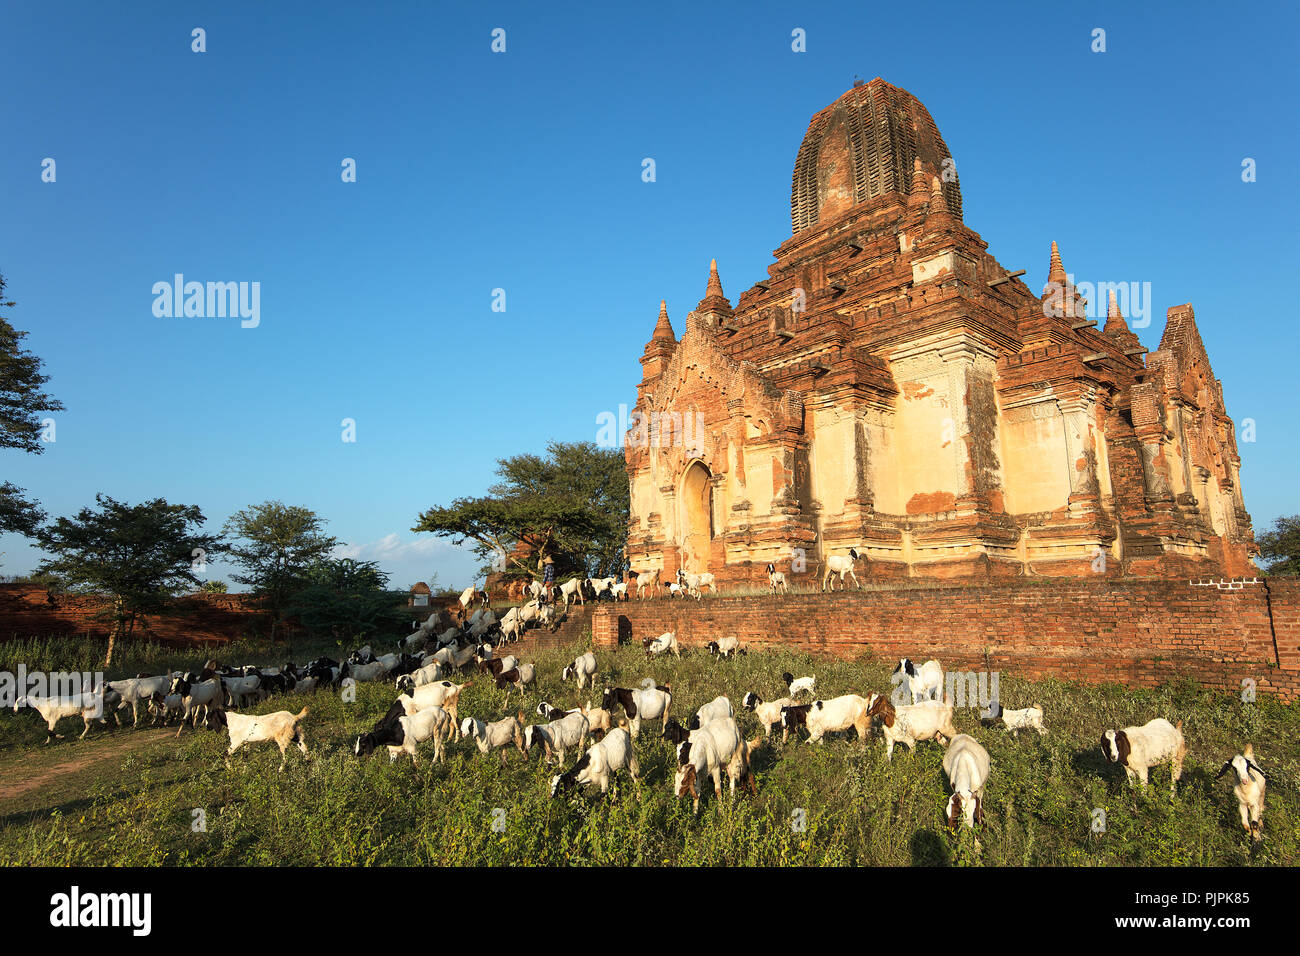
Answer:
[
  {"left": 1257, "top": 515, "right": 1300, "bottom": 576},
  {"left": 198, "top": 579, "right": 229, "bottom": 593},
  {"left": 414, "top": 441, "right": 628, "bottom": 583},
  {"left": 221, "top": 501, "right": 338, "bottom": 638},
  {"left": 282, "top": 558, "right": 406, "bottom": 642},
  {"left": 35, "top": 495, "right": 223, "bottom": 664},
  {"left": 0, "top": 272, "right": 64, "bottom": 535}
]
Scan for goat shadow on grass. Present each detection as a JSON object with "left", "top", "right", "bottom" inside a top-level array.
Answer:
[
  {"left": 1070, "top": 745, "right": 1112, "bottom": 781},
  {"left": 910, "top": 829, "right": 950, "bottom": 867}
]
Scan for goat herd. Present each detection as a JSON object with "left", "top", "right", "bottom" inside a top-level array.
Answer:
[{"left": 9, "top": 588, "right": 1272, "bottom": 847}]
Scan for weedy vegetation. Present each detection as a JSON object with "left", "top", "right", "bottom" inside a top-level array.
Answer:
[{"left": 0, "top": 631, "right": 1296, "bottom": 866}]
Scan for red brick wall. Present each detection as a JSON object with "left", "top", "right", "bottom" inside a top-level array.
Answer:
[
  {"left": 0, "top": 583, "right": 265, "bottom": 647},
  {"left": 592, "top": 578, "right": 1300, "bottom": 702}
]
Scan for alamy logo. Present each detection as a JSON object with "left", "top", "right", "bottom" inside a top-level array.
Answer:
[
  {"left": 152, "top": 274, "right": 260, "bottom": 328},
  {"left": 49, "top": 886, "right": 151, "bottom": 936},
  {"left": 596, "top": 403, "right": 708, "bottom": 457}
]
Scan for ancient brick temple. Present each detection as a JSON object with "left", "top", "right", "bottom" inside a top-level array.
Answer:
[{"left": 625, "top": 78, "right": 1255, "bottom": 586}]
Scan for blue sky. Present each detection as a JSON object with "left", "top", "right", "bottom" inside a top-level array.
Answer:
[{"left": 1, "top": 0, "right": 1295, "bottom": 591}]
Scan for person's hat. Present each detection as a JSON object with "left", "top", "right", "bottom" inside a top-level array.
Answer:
[{"left": 543, "top": 556, "right": 554, "bottom": 564}]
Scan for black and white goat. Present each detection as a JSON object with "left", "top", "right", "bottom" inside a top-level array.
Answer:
[
  {"left": 743, "top": 691, "right": 797, "bottom": 742},
  {"left": 562, "top": 652, "right": 598, "bottom": 690},
  {"left": 550, "top": 727, "right": 639, "bottom": 797},
  {"left": 766, "top": 563, "right": 788, "bottom": 594},
  {"left": 706, "top": 637, "right": 744, "bottom": 659},
  {"left": 601, "top": 679, "right": 671, "bottom": 739},
  {"left": 1216, "top": 743, "right": 1267, "bottom": 843}
]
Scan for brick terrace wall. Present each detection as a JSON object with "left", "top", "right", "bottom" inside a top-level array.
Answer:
[
  {"left": 0, "top": 583, "right": 266, "bottom": 647},
  {"left": 591, "top": 578, "right": 1300, "bottom": 702}
]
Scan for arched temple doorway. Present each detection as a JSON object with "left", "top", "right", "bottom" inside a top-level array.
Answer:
[{"left": 681, "top": 460, "right": 713, "bottom": 573}]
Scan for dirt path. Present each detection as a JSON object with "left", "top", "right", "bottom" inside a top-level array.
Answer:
[{"left": 0, "top": 726, "right": 176, "bottom": 806}]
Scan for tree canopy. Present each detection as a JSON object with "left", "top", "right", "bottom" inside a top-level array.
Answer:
[
  {"left": 414, "top": 440, "right": 629, "bottom": 581},
  {"left": 282, "top": 557, "right": 406, "bottom": 642},
  {"left": 35, "top": 495, "right": 223, "bottom": 663},
  {"left": 0, "top": 272, "right": 64, "bottom": 536},
  {"left": 221, "top": 501, "right": 338, "bottom": 637},
  {"left": 1257, "top": 515, "right": 1300, "bottom": 576}
]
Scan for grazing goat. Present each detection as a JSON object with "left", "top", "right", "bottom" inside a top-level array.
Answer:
[
  {"left": 147, "top": 691, "right": 184, "bottom": 725},
  {"left": 610, "top": 582, "right": 629, "bottom": 601},
  {"left": 821, "top": 548, "right": 861, "bottom": 591},
  {"left": 766, "top": 563, "right": 788, "bottom": 594},
  {"left": 562, "top": 652, "right": 598, "bottom": 690},
  {"left": 401, "top": 680, "right": 470, "bottom": 739},
  {"left": 551, "top": 728, "right": 639, "bottom": 797},
  {"left": 524, "top": 709, "right": 589, "bottom": 766},
  {"left": 494, "top": 662, "right": 536, "bottom": 694},
  {"left": 1101, "top": 718, "right": 1186, "bottom": 796},
  {"left": 866, "top": 695, "right": 960, "bottom": 760},
  {"left": 673, "top": 717, "right": 761, "bottom": 812},
  {"left": 981, "top": 701, "right": 1046, "bottom": 736},
  {"left": 642, "top": 631, "right": 680, "bottom": 659},
  {"left": 633, "top": 569, "right": 660, "bottom": 599},
  {"left": 388, "top": 707, "right": 452, "bottom": 764},
  {"left": 221, "top": 673, "right": 263, "bottom": 709},
  {"left": 602, "top": 680, "right": 672, "bottom": 739},
  {"left": 706, "top": 637, "right": 744, "bottom": 659},
  {"left": 743, "top": 692, "right": 797, "bottom": 742},
  {"left": 14, "top": 689, "right": 108, "bottom": 743},
  {"left": 781, "top": 672, "right": 816, "bottom": 699},
  {"left": 1217, "top": 743, "right": 1267, "bottom": 842},
  {"left": 214, "top": 707, "right": 309, "bottom": 771},
  {"left": 666, "top": 581, "right": 698, "bottom": 600},
  {"left": 893, "top": 658, "right": 944, "bottom": 703},
  {"left": 943, "top": 734, "right": 991, "bottom": 830},
  {"left": 799, "top": 694, "right": 873, "bottom": 744},
  {"left": 461, "top": 712, "right": 526, "bottom": 763},
  {"left": 693, "top": 695, "right": 734, "bottom": 726},
  {"left": 396, "top": 660, "right": 446, "bottom": 693}
]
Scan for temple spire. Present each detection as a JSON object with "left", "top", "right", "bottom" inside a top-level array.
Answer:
[
  {"left": 695, "top": 258, "right": 734, "bottom": 319},
  {"left": 651, "top": 299, "right": 675, "bottom": 342},
  {"left": 1048, "top": 240, "right": 1067, "bottom": 286},
  {"left": 1104, "top": 290, "right": 1130, "bottom": 334}
]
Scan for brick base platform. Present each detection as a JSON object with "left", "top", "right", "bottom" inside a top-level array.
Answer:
[{"left": 590, "top": 577, "right": 1300, "bottom": 702}]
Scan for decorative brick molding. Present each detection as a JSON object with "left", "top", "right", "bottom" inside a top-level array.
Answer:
[{"left": 591, "top": 578, "right": 1300, "bottom": 701}]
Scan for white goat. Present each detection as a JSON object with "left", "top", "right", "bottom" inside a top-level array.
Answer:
[
  {"left": 802, "top": 694, "right": 872, "bottom": 744},
  {"left": 742, "top": 691, "right": 797, "bottom": 742},
  {"left": 551, "top": 727, "right": 639, "bottom": 796},
  {"left": 642, "top": 631, "right": 680, "bottom": 659},
  {"left": 562, "top": 651, "right": 598, "bottom": 690},
  {"left": 894, "top": 658, "right": 944, "bottom": 703},
  {"left": 694, "top": 695, "right": 734, "bottom": 726},
  {"left": 1216, "top": 743, "right": 1267, "bottom": 842},
  {"left": 677, "top": 569, "right": 718, "bottom": 595},
  {"left": 172, "top": 676, "right": 223, "bottom": 735},
  {"left": 602, "top": 680, "right": 672, "bottom": 739},
  {"left": 556, "top": 577, "right": 585, "bottom": 607},
  {"left": 766, "top": 562, "right": 788, "bottom": 594},
  {"left": 1101, "top": 718, "right": 1186, "bottom": 796},
  {"left": 610, "top": 581, "right": 629, "bottom": 601},
  {"left": 461, "top": 712, "right": 526, "bottom": 763},
  {"left": 14, "top": 689, "right": 108, "bottom": 742},
  {"left": 400, "top": 680, "right": 470, "bottom": 739},
  {"left": 389, "top": 706, "right": 452, "bottom": 764},
  {"left": 943, "top": 734, "right": 991, "bottom": 830},
  {"left": 706, "top": 637, "right": 742, "bottom": 659},
  {"left": 633, "top": 569, "right": 660, "bottom": 599},
  {"left": 982, "top": 701, "right": 1046, "bottom": 736},
  {"left": 673, "top": 717, "right": 761, "bottom": 812},
  {"left": 107, "top": 674, "right": 176, "bottom": 726},
  {"left": 867, "top": 695, "right": 960, "bottom": 760},
  {"left": 524, "top": 709, "right": 589, "bottom": 766},
  {"left": 821, "top": 548, "right": 861, "bottom": 591},
  {"left": 219, "top": 706, "right": 309, "bottom": 771}
]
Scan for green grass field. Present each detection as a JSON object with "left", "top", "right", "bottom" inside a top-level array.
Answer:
[{"left": 0, "top": 631, "right": 1296, "bottom": 866}]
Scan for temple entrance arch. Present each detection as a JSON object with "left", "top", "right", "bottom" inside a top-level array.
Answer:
[{"left": 680, "top": 459, "right": 713, "bottom": 573}]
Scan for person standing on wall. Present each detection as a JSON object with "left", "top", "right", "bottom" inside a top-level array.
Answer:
[{"left": 542, "top": 555, "right": 556, "bottom": 604}]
